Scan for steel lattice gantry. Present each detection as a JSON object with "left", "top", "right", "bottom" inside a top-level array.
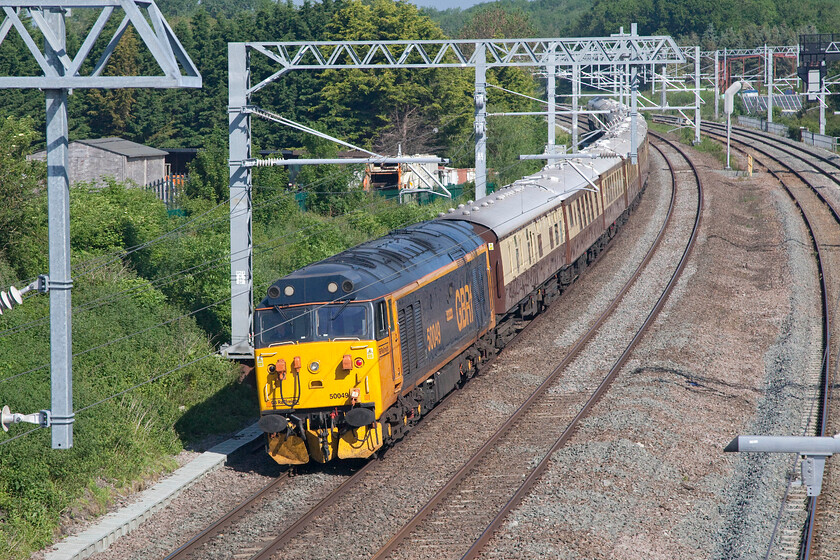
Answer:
[
  {"left": 710, "top": 46, "right": 800, "bottom": 122},
  {"left": 224, "top": 32, "right": 686, "bottom": 359},
  {"left": 0, "top": 0, "right": 200, "bottom": 448}
]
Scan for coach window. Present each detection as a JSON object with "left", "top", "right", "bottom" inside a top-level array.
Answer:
[
  {"left": 526, "top": 232, "right": 533, "bottom": 264},
  {"left": 514, "top": 237, "right": 521, "bottom": 270},
  {"left": 375, "top": 300, "right": 389, "bottom": 339}
]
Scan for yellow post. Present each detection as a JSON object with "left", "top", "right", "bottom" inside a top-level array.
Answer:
[{"left": 748, "top": 154, "right": 753, "bottom": 176}]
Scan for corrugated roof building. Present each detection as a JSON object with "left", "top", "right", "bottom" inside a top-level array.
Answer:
[{"left": 30, "top": 137, "right": 167, "bottom": 187}]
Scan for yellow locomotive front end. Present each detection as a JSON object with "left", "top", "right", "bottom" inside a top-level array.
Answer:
[{"left": 254, "top": 298, "right": 388, "bottom": 465}]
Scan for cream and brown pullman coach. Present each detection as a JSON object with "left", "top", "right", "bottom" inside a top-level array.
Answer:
[{"left": 439, "top": 100, "right": 649, "bottom": 343}]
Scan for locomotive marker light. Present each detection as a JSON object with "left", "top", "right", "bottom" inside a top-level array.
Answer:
[{"left": 724, "top": 434, "right": 840, "bottom": 496}]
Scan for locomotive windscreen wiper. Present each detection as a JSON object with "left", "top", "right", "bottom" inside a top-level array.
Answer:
[{"left": 330, "top": 298, "right": 351, "bottom": 321}]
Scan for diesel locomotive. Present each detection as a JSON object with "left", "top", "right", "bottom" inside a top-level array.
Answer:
[{"left": 254, "top": 99, "right": 649, "bottom": 464}]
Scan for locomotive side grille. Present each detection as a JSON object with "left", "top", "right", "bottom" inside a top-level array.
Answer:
[
  {"left": 398, "top": 308, "right": 411, "bottom": 378},
  {"left": 413, "top": 302, "right": 424, "bottom": 370},
  {"left": 472, "top": 266, "right": 486, "bottom": 307},
  {"left": 398, "top": 301, "right": 425, "bottom": 379},
  {"left": 406, "top": 306, "right": 417, "bottom": 371}
]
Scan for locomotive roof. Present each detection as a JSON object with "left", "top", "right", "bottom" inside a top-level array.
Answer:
[
  {"left": 438, "top": 108, "right": 646, "bottom": 239},
  {"left": 259, "top": 220, "right": 482, "bottom": 307}
]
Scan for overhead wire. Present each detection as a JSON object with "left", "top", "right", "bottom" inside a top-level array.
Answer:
[
  {"left": 0, "top": 178, "right": 421, "bottom": 341},
  {"left": 250, "top": 169, "right": 580, "bottom": 342},
  {"left": 0, "top": 109, "right": 489, "bottom": 439},
  {"left": 0, "top": 124, "right": 516, "bottom": 343},
  {"left": 0, "top": 143, "right": 600, "bottom": 446},
  {"left": 3, "top": 215, "right": 499, "bottom": 437},
  {"left": 0, "top": 205, "right": 457, "bottom": 441}
]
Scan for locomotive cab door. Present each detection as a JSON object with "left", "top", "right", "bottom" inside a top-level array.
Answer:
[
  {"left": 389, "top": 300, "right": 404, "bottom": 389},
  {"left": 376, "top": 299, "right": 402, "bottom": 410}
]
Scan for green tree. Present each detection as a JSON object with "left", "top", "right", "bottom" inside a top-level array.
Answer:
[
  {"left": 85, "top": 29, "right": 139, "bottom": 137},
  {"left": 316, "top": 0, "right": 474, "bottom": 152},
  {"left": 185, "top": 126, "right": 229, "bottom": 202},
  {"left": 0, "top": 116, "right": 45, "bottom": 275},
  {"left": 457, "top": 5, "right": 536, "bottom": 39}
]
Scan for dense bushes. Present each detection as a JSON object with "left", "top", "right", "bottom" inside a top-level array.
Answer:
[
  {"left": 0, "top": 117, "right": 253, "bottom": 558},
  {"left": 0, "top": 254, "right": 254, "bottom": 557}
]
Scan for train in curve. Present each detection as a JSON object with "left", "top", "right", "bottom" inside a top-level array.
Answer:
[{"left": 253, "top": 98, "right": 650, "bottom": 465}]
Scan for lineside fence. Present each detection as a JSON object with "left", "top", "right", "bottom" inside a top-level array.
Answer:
[
  {"left": 737, "top": 116, "right": 790, "bottom": 137},
  {"left": 801, "top": 130, "right": 840, "bottom": 152},
  {"left": 147, "top": 174, "right": 186, "bottom": 208},
  {"left": 737, "top": 115, "right": 840, "bottom": 153}
]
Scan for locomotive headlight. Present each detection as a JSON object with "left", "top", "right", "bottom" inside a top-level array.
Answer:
[
  {"left": 349, "top": 388, "right": 361, "bottom": 399},
  {"left": 309, "top": 361, "right": 320, "bottom": 373},
  {"left": 354, "top": 358, "right": 364, "bottom": 368}
]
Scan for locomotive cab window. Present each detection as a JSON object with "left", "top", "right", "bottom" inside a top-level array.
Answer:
[
  {"left": 315, "top": 303, "right": 371, "bottom": 341},
  {"left": 255, "top": 305, "right": 312, "bottom": 347},
  {"left": 375, "top": 300, "right": 390, "bottom": 339}
]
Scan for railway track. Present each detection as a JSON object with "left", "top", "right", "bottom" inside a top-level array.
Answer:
[
  {"left": 159, "top": 203, "right": 637, "bottom": 560},
  {"left": 160, "top": 215, "right": 630, "bottom": 560},
  {"left": 700, "top": 121, "right": 840, "bottom": 560},
  {"left": 158, "top": 135, "right": 696, "bottom": 560},
  {"left": 365, "top": 134, "right": 702, "bottom": 560}
]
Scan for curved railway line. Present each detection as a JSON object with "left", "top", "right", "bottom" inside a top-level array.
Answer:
[
  {"left": 700, "top": 121, "right": 840, "bottom": 560},
  {"left": 160, "top": 134, "right": 702, "bottom": 560},
  {"left": 371, "top": 135, "right": 702, "bottom": 560}
]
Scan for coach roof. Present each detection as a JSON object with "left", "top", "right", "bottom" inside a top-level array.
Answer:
[{"left": 437, "top": 111, "right": 645, "bottom": 238}]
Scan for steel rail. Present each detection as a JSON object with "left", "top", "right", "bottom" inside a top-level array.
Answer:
[
  {"left": 162, "top": 470, "right": 292, "bottom": 560},
  {"left": 458, "top": 135, "right": 703, "bottom": 560},
  {"left": 243, "top": 235, "right": 616, "bottom": 560},
  {"left": 160, "top": 172, "right": 632, "bottom": 560},
  {"left": 756, "top": 154, "right": 830, "bottom": 560},
  {"left": 699, "top": 124, "right": 836, "bottom": 560},
  {"left": 169, "top": 118, "right": 651, "bottom": 560},
  {"left": 702, "top": 121, "right": 840, "bottom": 179},
  {"left": 369, "top": 134, "right": 690, "bottom": 560}
]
